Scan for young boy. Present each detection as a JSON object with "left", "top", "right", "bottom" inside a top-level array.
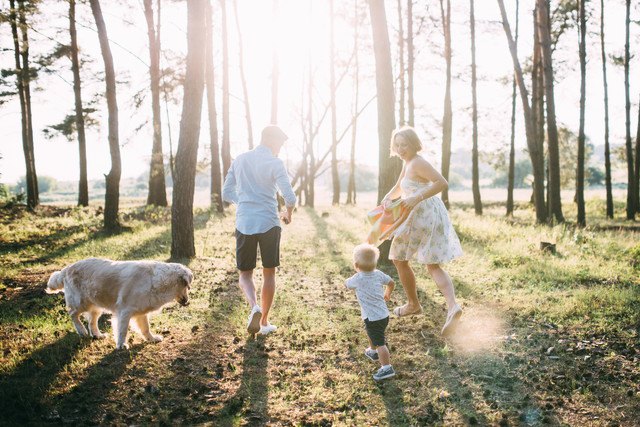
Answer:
[{"left": 345, "top": 243, "right": 396, "bottom": 380}]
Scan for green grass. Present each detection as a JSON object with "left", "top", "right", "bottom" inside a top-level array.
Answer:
[{"left": 0, "top": 200, "right": 638, "bottom": 426}]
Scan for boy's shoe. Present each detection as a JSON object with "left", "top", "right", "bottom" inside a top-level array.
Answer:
[
  {"left": 258, "top": 323, "right": 277, "bottom": 335},
  {"left": 373, "top": 365, "right": 396, "bottom": 381},
  {"left": 364, "top": 348, "right": 379, "bottom": 362},
  {"left": 247, "top": 305, "right": 262, "bottom": 334}
]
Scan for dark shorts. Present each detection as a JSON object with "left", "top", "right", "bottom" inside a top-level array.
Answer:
[
  {"left": 364, "top": 316, "right": 389, "bottom": 347},
  {"left": 236, "top": 226, "right": 281, "bottom": 271}
]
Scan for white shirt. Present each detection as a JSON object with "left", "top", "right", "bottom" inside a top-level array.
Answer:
[
  {"left": 345, "top": 269, "right": 393, "bottom": 321},
  {"left": 222, "top": 145, "right": 297, "bottom": 235}
]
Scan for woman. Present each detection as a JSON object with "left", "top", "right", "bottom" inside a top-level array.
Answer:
[{"left": 382, "top": 126, "right": 463, "bottom": 335}]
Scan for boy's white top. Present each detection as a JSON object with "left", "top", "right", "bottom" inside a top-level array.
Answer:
[
  {"left": 345, "top": 269, "right": 393, "bottom": 321},
  {"left": 222, "top": 144, "right": 297, "bottom": 235}
]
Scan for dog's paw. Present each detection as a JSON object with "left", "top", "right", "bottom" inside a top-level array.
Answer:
[
  {"left": 92, "top": 333, "right": 107, "bottom": 340},
  {"left": 149, "top": 334, "right": 163, "bottom": 343},
  {"left": 115, "top": 343, "right": 129, "bottom": 350}
]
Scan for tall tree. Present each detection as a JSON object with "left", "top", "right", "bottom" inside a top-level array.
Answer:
[
  {"left": 205, "top": 0, "right": 222, "bottom": 213},
  {"left": 270, "top": 0, "right": 279, "bottom": 124},
  {"left": 599, "top": 0, "right": 613, "bottom": 218},
  {"left": 368, "top": 0, "right": 402, "bottom": 204},
  {"left": 144, "top": 0, "right": 167, "bottom": 207},
  {"left": 306, "top": 3, "right": 315, "bottom": 208},
  {"left": 330, "top": 0, "right": 340, "bottom": 205},
  {"left": 90, "top": 0, "right": 121, "bottom": 230},
  {"left": 506, "top": 0, "right": 519, "bottom": 217},
  {"left": 470, "top": 0, "right": 482, "bottom": 215},
  {"left": 9, "top": 0, "right": 38, "bottom": 210},
  {"left": 636, "top": 97, "right": 640, "bottom": 213},
  {"left": 439, "top": 0, "right": 452, "bottom": 208},
  {"left": 69, "top": 0, "right": 88, "bottom": 207},
  {"left": 171, "top": 0, "right": 206, "bottom": 259},
  {"left": 576, "top": 0, "right": 586, "bottom": 226},
  {"left": 406, "top": 0, "right": 414, "bottom": 126},
  {"left": 220, "top": 0, "right": 231, "bottom": 179},
  {"left": 532, "top": 5, "right": 546, "bottom": 216},
  {"left": 537, "top": 0, "right": 564, "bottom": 223},
  {"left": 346, "top": 0, "right": 359, "bottom": 205},
  {"left": 497, "top": 0, "right": 546, "bottom": 223},
  {"left": 397, "top": 0, "right": 405, "bottom": 126},
  {"left": 232, "top": 0, "right": 253, "bottom": 150},
  {"left": 623, "top": 0, "right": 635, "bottom": 219}
]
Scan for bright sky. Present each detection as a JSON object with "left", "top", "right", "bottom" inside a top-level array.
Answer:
[{"left": 0, "top": 0, "right": 638, "bottom": 185}]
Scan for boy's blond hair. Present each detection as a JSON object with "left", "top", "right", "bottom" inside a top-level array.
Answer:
[{"left": 353, "top": 243, "right": 380, "bottom": 272}]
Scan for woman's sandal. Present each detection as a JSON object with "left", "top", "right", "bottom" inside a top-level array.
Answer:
[
  {"left": 441, "top": 305, "right": 463, "bottom": 336},
  {"left": 393, "top": 304, "right": 423, "bottom": 317}
]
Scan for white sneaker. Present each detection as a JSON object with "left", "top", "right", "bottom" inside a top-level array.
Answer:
[
  {"left": 258, "top": 323, "right": 277, "bottom": 335},
  {"left": 247, "top": 305, "right": 262, "bottom": 334}
]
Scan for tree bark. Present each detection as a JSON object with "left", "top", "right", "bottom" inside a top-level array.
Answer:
[
  {"left": 536, "top": 0, "right": 564, "bottom": 223},
  {"left": 397, "top": 0, "right": 405, "bottom": 126},
  {"left": 10, "top": 0, "right": 38, "bottom": 210},
  {"left": 623, "top": 0, "right": 635, "bottom": 219},
  {"left": 497, "top": 0, "right": 546, "bottom": 223},
  {"left": 90, "top": 0, "right": 121, "bottom": 231},
  {"left": 368, "top": 0, "right": 401, "bottom": 205},
  {"left": 636, "top": 95, "right": 640, "bottom": 213},
  {"left": 532, "top": 7, "right": 546, "bottom": 217},
  {"left": 232, "top": 0, "right": 253, "bottom": 150},
  {"left": 144, "top": 0, "right": 168, "bottom": 207},
  {"left": 271, "top": 0, "right": 279, "bottom": 124},
  {"left": 70, "top": 0, "right": 89, "bottom": 207},
  {"left": 171, "top": 0, "right": 206, "bottom": 260},
  {"left": 506, "top": 0, "right": 519, "bottom": 217},
  {"left": 330, "top": 0, "right": 340, "bottom": 205},
  {"left": 220, "top": 0, "right": 231, "bottom": 179},
  {"left": 439, "top": 0, "right": 452, "bottom": 209},
  {"left": 470, "top": 0, "right": 482, "bottom": 215},
  {"left": 347, "top": 0, "right": 359, "bottom": 205},
  {"left": 406, "top": 0, "right": 414, "bottom": 127},
  {"left": 576, "top": 0, "right": 586, "bottom": 226},
  {"left": 599, "top": 0, "right": 613, "bottom": 219},
  {"left": 306, "top": 17, "right": 315, "bottom": 208},
  {"left": 205, "top": 0, "right": 222, "bottom": 213}
]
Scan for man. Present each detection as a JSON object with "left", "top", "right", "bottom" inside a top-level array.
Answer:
[{"left": 222, "top": 125, "right": 296, "bottom": 336}]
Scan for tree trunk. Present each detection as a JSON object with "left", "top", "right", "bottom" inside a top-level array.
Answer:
[
  {"left": 470, "top": 0, "right": 482, "bottom": 215},
  {"left": 497, "top": 0, "right": 546, "bottom": 223},
  {"left": 70, "top": 0, "right": 89, "bottom": 207},
  {"left": 220, "top": 0, "right": 231, "bottom": 179},
  {"left": 599, "top": 0, "right": 613, "bottom": 219},
  {"left": 506, "top": 0, "right": 519, "bottom": 217},
  {"left": 271, "top": 0, "right": 279, "bottom": 124},
  {"left": 576, "top": 0, "right": 586, "bottom": 226},
  {"left": 306, "top": 19, "right": 315, "bottom": 208},
  {"left": 144, "top": 0, "right": 167, "bottom": 207},
  {"left": 347, "top": 0, "right": 359, "bottom": 205},
  {"left": 636, "top": 95, "right": 640, "bottom": 213},
  {"left": 330, "top": 0, "right": 340, "bottom": 205},
  {"left": 232, "top": 0, "right": 253, "bottom": 150},
  {"left": 171, "top": 0, "right": 206, "bottom": 260},
  {"left": 205, "top": 0, "right": 222, "bottom": 213},
  {"left": 439, "top": 0, "right": 452, "bottom": 209},
  {"left": 397, "top": 0, "right": 405, "bottom": 126},
  {"left": 10, "top": 0, "right": 38, "bottom": 210},
  {"left": 532, "top": 7, "right": 546, "bottom": 217},
  {"left": 536, "top": 0, "right": 564, "bottom": 223},
  {"left": 90, "top": 0, "right": 121, "bottom": 231},
  {"left": 623, "top": 0, "right": 635, "bottom": 219},
  {"left": 406, "top": 0, "right": 414, "bottom": 127},
  {"left": 369, "top": 0, "right": 401, "bottom": 262}
]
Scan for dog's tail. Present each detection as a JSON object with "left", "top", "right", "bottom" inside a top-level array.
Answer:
[{"left": 46, "top": 271, "right": 65, "bottom": 294}]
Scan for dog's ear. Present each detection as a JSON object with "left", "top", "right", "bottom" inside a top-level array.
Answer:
[{"left": 180, "top": 269, "right": 193, "bottom": 287}]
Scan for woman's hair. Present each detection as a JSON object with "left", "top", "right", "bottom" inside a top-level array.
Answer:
[
  {"left": 353, "top": 243, "right": 380, "bottom": 271},
  {"left": 390, "top": 126, "right": 423, "bottom": 157}
]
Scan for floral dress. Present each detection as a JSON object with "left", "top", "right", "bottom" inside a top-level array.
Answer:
[{"left": 389, "top": 177, "right": 463, "bottom": 264}]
